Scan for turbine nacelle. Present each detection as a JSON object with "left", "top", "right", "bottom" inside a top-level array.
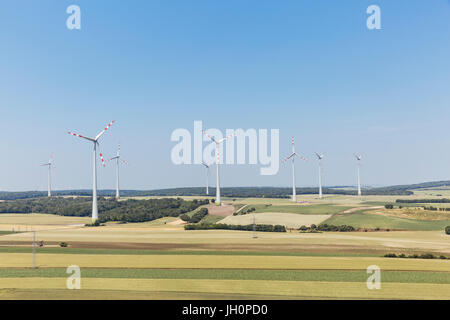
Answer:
[
  {"left": 315, "top": 152, "right": 325, "bottom": 160},
  {"left": 201, "top": 162, "right": 210, "bottom": 169}
]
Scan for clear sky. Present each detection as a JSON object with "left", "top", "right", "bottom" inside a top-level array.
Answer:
[{"left": 1, "top": 0, "right": 450, "bottom": 191}]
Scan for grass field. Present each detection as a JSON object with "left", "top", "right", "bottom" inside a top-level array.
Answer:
[
  {"left": 325, "top": 211, "right": 450, "bottom": 231},
  {"left": 0, "top": 194, "right": 449, "bottom": 300},
  {"left": 1, "top": 268, "right": 449, "bottom": 284}
]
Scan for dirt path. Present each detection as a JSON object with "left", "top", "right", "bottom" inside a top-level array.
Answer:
[
  {"left": 338, "top": 206, "right": 384, "bottom": 216},
  {"left": 167, "top": 219, "right": 186, "bottom": 226},
  {"left": 234, "top": 205, "right": 248, "bottom": 214}
]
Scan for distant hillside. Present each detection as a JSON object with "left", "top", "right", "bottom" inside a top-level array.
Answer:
[{"left": 1, "top": 181, "right": 449, "bottom": 200}]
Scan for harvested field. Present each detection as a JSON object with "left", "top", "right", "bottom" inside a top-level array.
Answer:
[
  {"left": 205, "top": 204, "right": 236, "bottom": 217},
  {"left": 219, "top": 212, "right": 331, "bottom": 228}
]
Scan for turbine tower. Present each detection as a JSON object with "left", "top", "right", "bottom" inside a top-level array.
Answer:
[
  {"left": 108, "top": 144, "right": 128, "bottom": 199},
  {"left": 283, "top": 137, "right": 307, "bottom": 202},
  {"left": 203, "top": 130, "right": 234, "bottom": 205},
  {"left": 201, "top": 162, "right": 210, "bottom": 195},
  {"left": 68, "top": 121, "right": 115, "bottom": 221},
  {"left": 40, "top": 154, "right": 53, "bottom": 197},
  {"left": 355, "top": 155, "right": 362, "bottom": 196},
  {"left": 315, "top": 152, "right": 324, "bottom": 199}
]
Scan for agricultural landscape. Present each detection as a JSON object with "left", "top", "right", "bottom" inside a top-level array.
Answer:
[{"left": 0, "top": 184, "right": 449, "bottom": 300}]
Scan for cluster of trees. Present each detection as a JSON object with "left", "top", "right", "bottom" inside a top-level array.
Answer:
[
  {"left": 446, "top": 226, "right": 450, "bottom": 235},
  {"left": 98, "top": 198, "right": 209, "bottom": 223},
  {"left": 396, "top": 198, "right": 450, "bottom": 204},
  {"left": 180, "top": 208, "right": 209, "bottom": 223},
  {"left": 184, "top": 223, "right": 286, "bottom": 232},
  {"left": 0, "top": 197, "right": 209, "bottom": 223},
  {"left": 234, "top": 206, "right": 256, "bottom": 216},
  {"left": 299, "top": 224, "right": 356, "bottom": 232},
  {"left": 0, "top": 197, "right": 96, "bottom": 216},
  {"left": 385, "top": 203, "right": 450, "bottom": 212},
  {"left": 384, "top": 253, "right": 448, "bottom": 259}
]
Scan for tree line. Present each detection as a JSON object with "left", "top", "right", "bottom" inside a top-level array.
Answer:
[
  {"left": 184, "top": 223, "right": 286, "bottom": 232},
  {"left": 396, "top": 198, "right": 450, "bottom": 203},
  {"left": 7, "top": 181, "right": 446, "bottom": 201}
]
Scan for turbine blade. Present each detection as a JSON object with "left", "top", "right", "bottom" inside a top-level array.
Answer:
[
  {"left": 315, "top": 152, "right": 324, "bottom": 160},
  {"left": 98, "top": 150, "right": 106, "bottom": 167},
  {"left": 218, "top": 132, "right": 235, "bottom": 144},
  {"left": 202, "top": 130, "right": 217, "bottom": 143},
  {"left": 68, "top": 131, "right": 95, "bottom": 142},
  {"left": 294, "top": 153, "right": 308, "bottom": 161},
  {"left": 99, "top": 152, "right": 106, "bottom": 167},
  {"left": 95, "top": 120, "right": 115, "bottom": 140},
  {"left": 282, "top": 153, "right": 295, "bottom": 163}
]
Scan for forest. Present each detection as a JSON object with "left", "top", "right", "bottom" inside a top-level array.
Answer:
[{"left": 0, "top": 197, "right": 209, "bottom": 223}]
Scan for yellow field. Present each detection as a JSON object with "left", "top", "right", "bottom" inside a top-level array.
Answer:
[
  {"left": 1, "top": 253, "right": 449, "bottom": 271},
  {"left": 0, "top": 214, "right": 90, "bottom": 231},
  {"left": 3, "top": 227, "right": 448, "bottom": 254},
  {"left": 1, "top": 278, "right": 449, "bottom": 300}
]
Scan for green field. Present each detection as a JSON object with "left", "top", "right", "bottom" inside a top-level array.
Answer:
[
  {"left": 325, "top": 211, "right": 450, "bottom": 231},
  {"left": 0, "top": 268, "right": 448, "bottom": 284},
  {"left": 200, "top": 214, "right": 223, "bottom": 224},
  {"left": 0, "top": 231, "right": 17, "bottom": 236}
]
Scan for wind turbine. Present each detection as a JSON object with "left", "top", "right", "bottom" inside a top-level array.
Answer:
[
  {"left": 108, "top": 144, "right": 128, "bottom": 199},
  {"left": 68, "top": 121, "right": 115, "bottom": 221},
  {"left": 40, "top": 154, "right": 53, "bottom": 197},
  {"left": 315, "top": 152, "right": 324, "bottom": 199},
  {"left": 201, "top": 162, "right": 210, "bottom": 195},
  {"left": 355, "top": 155, "right": 362, "bottom": 196},
  {"left": 283, "top": 137, "right": 307, "bottom": 202},
  {"left": 203, "top": 130, "right": 234, "bottom": 205}
]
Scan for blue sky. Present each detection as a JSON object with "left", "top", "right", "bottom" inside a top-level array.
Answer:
[{"left": 1, "top": 0, "right": 450, "bottom": 191}]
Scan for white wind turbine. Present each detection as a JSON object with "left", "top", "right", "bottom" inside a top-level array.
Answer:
[
  {"left": 40, "top": 154, "right": 54, "bottom": 197},
  {"left": 355, "top": 155, "right": 362, "bottom": 196},
  {"left": 68, "top": 121, "right": 115, "bottom": 221},
  {"left": 203, "top": 130, "right": 234, "bottom": 205},
  {"left": 108, "top": 144, "right": 128, "bottom": 199},
  {"left": 201, "top": 162, "right": 210, "bottom": 195},
  {"left": 315, "top": 152, "right": 324, "bottom": 199},
  {"left": 283, "top": 137, "right": 307, "bottom": 202}
]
